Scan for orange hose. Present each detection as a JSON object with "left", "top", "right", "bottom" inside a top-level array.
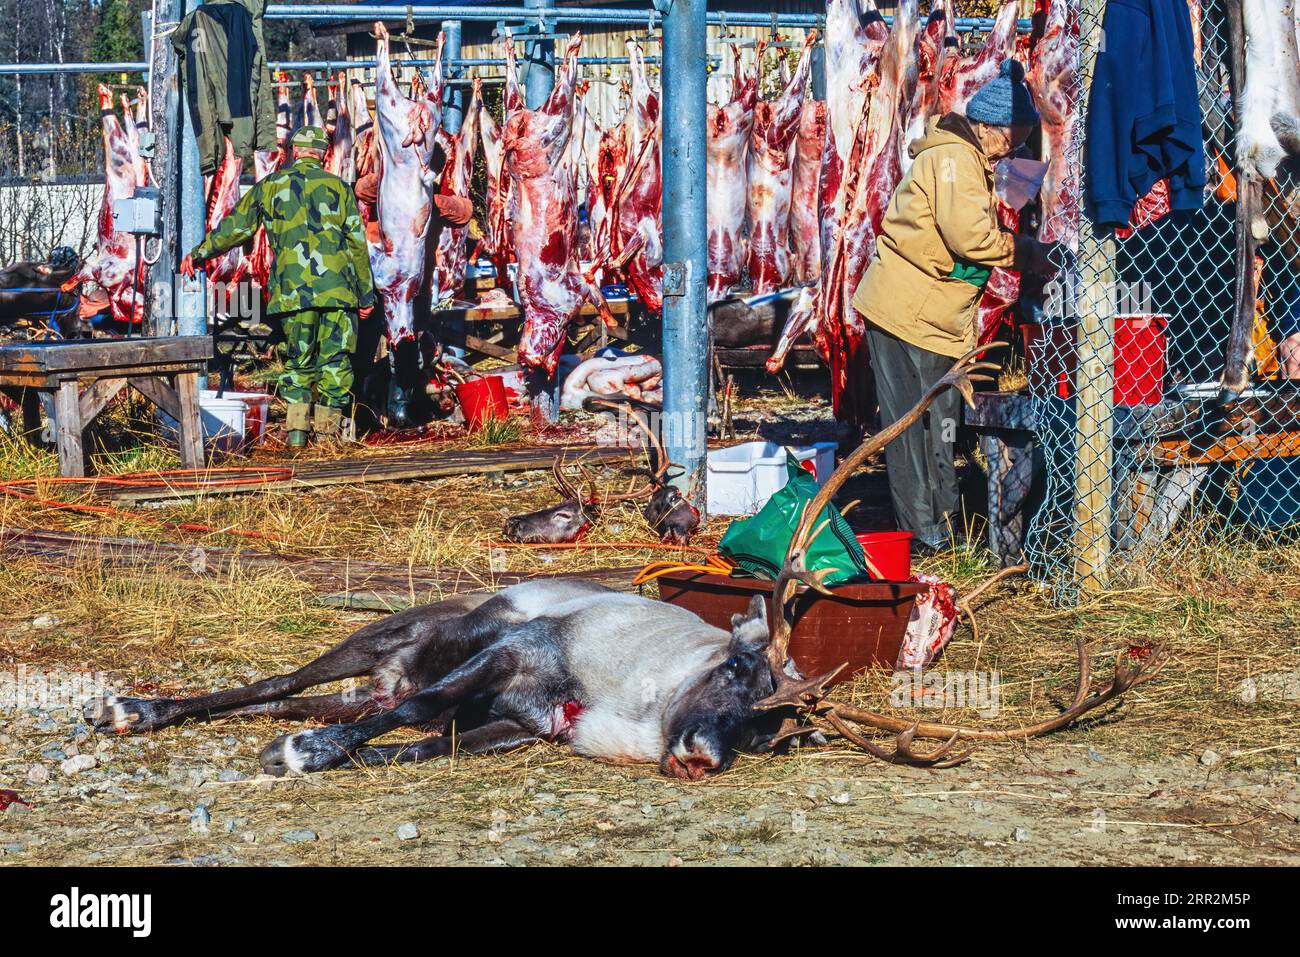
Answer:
[
  {"left": 633, "top": 553, "right": 734, "bottom": 586},
  {"left": 0, "top": 467, "right": 295, "bottom": 542}
]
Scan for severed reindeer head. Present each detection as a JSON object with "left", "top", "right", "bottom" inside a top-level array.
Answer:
[
  {"left": 502, "top": 458, "right": 598, "bottom": 544},
  {"left": 660, "top": 594, "right": 785, "bottom": 780}
]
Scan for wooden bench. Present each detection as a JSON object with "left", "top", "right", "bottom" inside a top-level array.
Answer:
[{"left": 0, "top": 337, "right": 212, "bottom": 477}]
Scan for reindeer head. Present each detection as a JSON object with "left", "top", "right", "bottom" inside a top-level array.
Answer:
[
  {"left": 660, "top": 595, "right": 783, "bottom": 780},
  {"left": 502, "top": 459, "right": 598, "bottom": 544}
]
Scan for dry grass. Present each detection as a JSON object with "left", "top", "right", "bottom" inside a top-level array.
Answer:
[{"left": 1, "top": 385, "right": 1298, "bottom": 781}]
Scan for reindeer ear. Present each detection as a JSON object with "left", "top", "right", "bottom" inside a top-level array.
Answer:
[{"left": 729, "top": 594, "right": 769, "bottom": 652}]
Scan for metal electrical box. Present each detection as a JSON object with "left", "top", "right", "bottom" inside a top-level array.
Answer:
[{"left": 112, "top": 186, "right": 162, "bottom": 236}]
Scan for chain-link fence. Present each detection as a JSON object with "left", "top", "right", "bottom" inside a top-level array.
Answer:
[{"left": 1016, "top": 0, "right": 1295, "bottom": 602}]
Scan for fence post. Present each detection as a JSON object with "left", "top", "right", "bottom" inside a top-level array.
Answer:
[{"left": 1074, "top": 0, "right": 1114, "bottom": 591}]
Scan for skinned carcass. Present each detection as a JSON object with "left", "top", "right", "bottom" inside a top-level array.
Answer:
[
  {"left": 809, "top": 0, "right": 918, "bottom": 421},
  {"left": 707, "top": 46, "right": 757, "bottom": 302},
  {"left": 902, "top": 2, "right": 959, "bottom": 174},
  {"left": 789, "top": 100, "right": 829, "bottom": 285},
  {"left": 601, "top": 41, "right": 664, "bottom": 314},
  {"left": 505, "top": 33, "right": 614, "bottom": 373},
  {"left": 1028, "top": 0, "right": 1080, "bottom": 247},
  {"left": 939, "top": 0, "right": 1020, "bottom": 115},
  {"left": 431, "top": 81, "right": 481, "bottom": 302},
  {"left": 368, "top": 20, "right": 444, "bottom": 346},
  {"left": 1241, "top": 0, "right": 1300, "bottom": 177},
  {"left": 301, "top": 72, "right": 322, "bottom": 129},
  {"left": 121, "top": 88, "right": 151, "bottom": 190},
  {"left": 60, "top": 85, "right": 150, "bottom": 326},
  {"left": 589, "top": 99, "right": 629, "bottom": 279},
  {"left": 478, "top": 49, "right": 522, "bottom": 280},
  {"left": 746, "top": 33, "right": 817, "bottom": 296},
  {"left": 326, "top": 71, "right": 358, "bottom": 181}
]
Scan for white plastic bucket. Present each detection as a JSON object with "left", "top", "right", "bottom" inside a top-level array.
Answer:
[
  {"left": 206, "top": 390, "right": 270, "bottom": 446},
  {"left": 197, "top": 393, "right": 248, "bottom": 456},
  {"left": 706, "top": 441, "right": 837, "bottom": 516}
]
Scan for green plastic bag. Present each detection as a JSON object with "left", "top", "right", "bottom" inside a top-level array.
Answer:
[{"left": 718, "top": 453, "right": 868, "bottom": 585}]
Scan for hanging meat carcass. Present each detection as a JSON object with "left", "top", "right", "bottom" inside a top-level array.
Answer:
[
  {"left": 300, "top": 72, "right": 322, "bottom": 129},
  {"left": 478, "top": 45, "right": 524, "bottom": 282},
  {"left": 588, "top": 85, "right": 629, "bottom": 278},
  {"left": 1240, "top": 0, "right": 1300, "bottom": 177},
  {"left": 201, "top": 138, "right": 246, "bottom": 291},
  {"left": 746, "top": 32, "right": 817, "bottom": 296},
  {"left": 369, "top": 20, "right": 444, "bottom": 345},
  {"left": 822, "top": 0, "right": 889, "bottom": 254},
  {"left": 789, "top": 99, "right": 829, "bottom": 285},
  {"left": 61, "top": 85, "right": 150, "bottom": 327},
  {"left": 1028, "top": 0, "right": 1080, "bottom": 251},
  {"left": 121, "top": 88, "right": 152, "bottom": 189},
  {"left": 504, "top": 33, "right": 615, "bottom": 372},
  {"left": 431, "top": 81, "right": 481, "bottom": 303},
  {"left": 706, "top": 46, "right": 757, "bottom": 302},
  {"left": 600, "top": 41, "right": 664, "bottom": 314},
  {"left": 326, "top": 71, "right": 358, "bottom": 182},
  {"left": 807, "top": 1, "right": 919, "bottom": 420},
  {"left": 901, "top": 2, "right": 958, "bottom": 175},
  {"left": 939, "top": 0, "right": 1020, "bottom": 115}
]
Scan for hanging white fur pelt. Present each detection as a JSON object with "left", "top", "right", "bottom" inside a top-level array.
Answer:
[{"left": 1240, "top": 0, "right": 1300, "bottom": 177}]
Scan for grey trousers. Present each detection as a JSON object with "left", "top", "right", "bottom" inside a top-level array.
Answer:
[{"left": 867, "top": 326, "right": 962, "bottom": 548}]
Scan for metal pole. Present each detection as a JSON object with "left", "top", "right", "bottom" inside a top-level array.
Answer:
[
  {"left": 177, "top": 0, "right": 207, "bottom": 342},
  {"left": 523, "top": 0, "right": 556, "bottom": 109},
  {"left": 442, "top": 20, "right": 464, "bottom": 133},
  {"left": 661, "top": 0, "right": 709, "bottom": 513}
]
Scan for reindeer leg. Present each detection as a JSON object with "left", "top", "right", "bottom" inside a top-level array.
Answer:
[
  {"left": 259, "top": 635, "right": 551, "bottom": 775},
  {"left": 219, "top": 688, "right": 388, "bottom": 724},
  {"left": 350, "top": 718, "right": 539, "bottom": 767},
  {"left": 86, "top": 592, "right": 496, "bottom": 734}
]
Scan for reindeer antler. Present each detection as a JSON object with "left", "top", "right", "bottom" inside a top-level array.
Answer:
[
  {"left": 758, "top": 345, "right": 1006, "bottom": 767},
  {"left": 582, "top": 396, "right": 679, "bottom": 504}
]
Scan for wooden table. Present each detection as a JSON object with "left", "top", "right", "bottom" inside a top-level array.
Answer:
[{"left": 0, "top": 337, "right": 212, "bottom": 477}]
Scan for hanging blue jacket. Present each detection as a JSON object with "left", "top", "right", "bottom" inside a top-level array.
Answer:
[{"left": 1084, "top": 0, "right": 1206, "bottom": 228}]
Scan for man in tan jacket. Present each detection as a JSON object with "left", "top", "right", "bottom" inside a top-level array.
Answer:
[{"left": 852, "top": 59, "right": 1056, "bottom": 554}]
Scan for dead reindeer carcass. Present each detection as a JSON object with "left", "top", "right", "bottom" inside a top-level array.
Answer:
[
  {"left": 501, "top": 457, "right": 600, "bottom": 544},
  {"left": 84, "top": 347, "right": 1164, "bottom": 778}
]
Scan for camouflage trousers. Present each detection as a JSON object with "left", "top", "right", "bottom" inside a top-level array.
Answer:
[{"left": 278, "top": 308, "right": 358, "bottom": 408}]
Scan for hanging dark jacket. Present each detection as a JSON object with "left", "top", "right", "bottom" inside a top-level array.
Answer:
[
  {"left": 1084, "top": 0, "right": 1206, "bottom": 228},
  {"left": 172, "top": 0, "right": 277, "bottom": 175}
]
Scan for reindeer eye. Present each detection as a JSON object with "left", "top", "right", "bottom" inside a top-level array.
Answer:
[{"left": 723, "top": 656, "right": 740, "bottom": 672}]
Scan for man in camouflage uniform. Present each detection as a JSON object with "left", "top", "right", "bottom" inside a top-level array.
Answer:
[{"left": 183, "top": 126, "right": 375, "bottom": 447}]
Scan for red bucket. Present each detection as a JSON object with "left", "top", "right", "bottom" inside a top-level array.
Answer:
[
  {"left": 1021, "top": 315, "right": 1167, "bottom": 406},
  {"left": 1113, "top": 314, "right": 1167, "bottom": 406},
  {"left": 454, "top": 375, "right": 510, "bottom": 431},
  {"left": 855, "top": 531, "right": 913, "bottom": 582}
]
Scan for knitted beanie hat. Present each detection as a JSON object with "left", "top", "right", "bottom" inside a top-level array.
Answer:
[{"left": 965, "top": 59, "right": 1040, "bottom": 127}]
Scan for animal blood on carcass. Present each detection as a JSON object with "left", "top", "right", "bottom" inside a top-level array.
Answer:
[
  {"left": 603, "top": 41, "right": 664, "bottom": 314},
  {"left": 1027, "top": 0, "right": 1080, "bottom": 251},
  {"left": 479, "top": 48, "right": 522, "bottom": 281},
  {"left": 504, "top": 33, "right": 615, "bottom": 373},
  {"left": 431, "top": 81, "right": 481, "bottom": 303},
  {"left": 790, "top": 99, "right": 828, "bottom": 285},
  {"left": 706, "top": 45, "right": 757, "bottom": 302},
  {"left": 746, "top": 33, "right": 816, "bottom": 296},
  {"left": 369, "top": 21, "right": 444, "bottom": 344},
  {"left": 62, "top": 85, "right": 151, "bottom": 326}
]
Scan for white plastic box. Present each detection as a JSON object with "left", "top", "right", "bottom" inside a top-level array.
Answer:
[
  {"left": 706, "top": 441, "right": 837, "bottom": 516},
  {"left": 159, "top": 389, "right": 269, "bottom": 456}
]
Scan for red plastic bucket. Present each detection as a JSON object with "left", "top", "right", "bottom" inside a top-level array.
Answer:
[
  {"left": 455, "top": 375, "right": 510, "bottom": 431},
  {"left": 1021, "top": 315, "right": 1167, "bottom": 406},
  {"left": 1113, "top": 314, "right": 1167, "bottom": 405},
  {"left": 855, "top": 531, "right": 913, "bottom": 582}
]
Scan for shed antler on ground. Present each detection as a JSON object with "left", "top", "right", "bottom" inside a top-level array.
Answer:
[{"left": 755, "top": 344, "right": 1168, "bottom": 765}]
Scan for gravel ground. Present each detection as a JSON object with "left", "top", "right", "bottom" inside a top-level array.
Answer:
[{"left": 2, "top": 695, "right": 1297, "bottom": 866}]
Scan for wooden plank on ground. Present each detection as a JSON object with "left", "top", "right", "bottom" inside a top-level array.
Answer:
[{"left": 96, "top": 444, "right": 628, "bottom": 504}]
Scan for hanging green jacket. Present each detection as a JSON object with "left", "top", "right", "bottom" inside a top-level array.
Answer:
[
  {"left": 190, "top": 156, "right": 376, "bottom": 315},
  {"left": 172, "top": 0, "right": 277, "bottom": 175}
]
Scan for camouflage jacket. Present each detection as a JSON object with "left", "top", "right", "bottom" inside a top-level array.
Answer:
[{"left": 192, "top": 156, "right": 376, "bottom": 314}]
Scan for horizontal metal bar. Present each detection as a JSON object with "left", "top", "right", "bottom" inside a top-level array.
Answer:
[{"left": 0, "top": 56, "right": 676, "bottom": 76}]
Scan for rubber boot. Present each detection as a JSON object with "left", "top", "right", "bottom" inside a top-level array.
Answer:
[
  {"left": 285, "top": 402, "right": 311, "bottom": 449},
  {"left": 313, "top": 404, "right": 343, "bottom": 445}
]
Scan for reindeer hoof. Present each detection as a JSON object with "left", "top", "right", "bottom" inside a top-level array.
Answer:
[
  {"left": 83, "top": 695, "right": 171, "bottom": 734},
  {"left": 259, "top": 728, "right": 353, "bottom": 776}
]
